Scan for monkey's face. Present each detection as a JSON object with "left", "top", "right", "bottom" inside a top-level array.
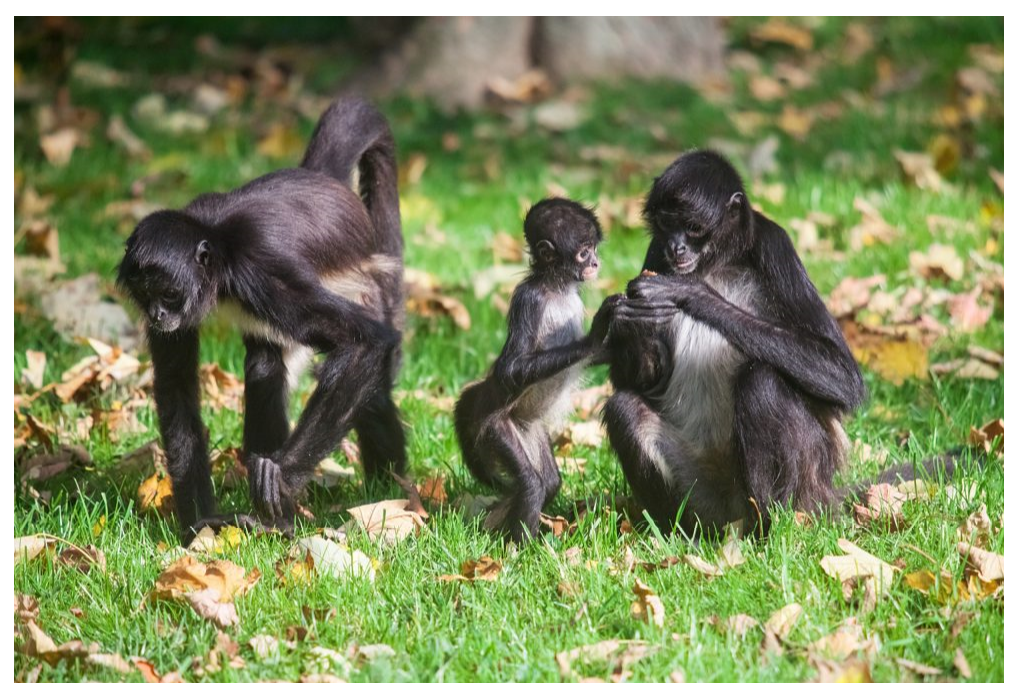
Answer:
[
  {"left": 651, "top": 209, "right": 710, "bottom": 275},
  {"left": 119, "top": 266, "right": 198, "bottom": 334},
  {"left": 574, "top": 242, "right": 600, "bottom": 281}
]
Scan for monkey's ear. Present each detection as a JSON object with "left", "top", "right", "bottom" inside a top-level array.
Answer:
[
  {"left": 195, "top": 240, "right": 211, "bottom": 266},
  {"left": 534, "top": 239, "right": 557, "bottom": 265},
  {"left": 727, "top": 192, "right": 745, "bottom": 211}
]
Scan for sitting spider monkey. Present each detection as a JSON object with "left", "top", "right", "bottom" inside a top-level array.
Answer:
[
  {"left": 602, "top": 149, "right": 867, "bottom": 537},
  {"left": 117, "top": 98, "right": 406, "bottom": 541},
  {"left": 454, "top": 198, "right": 616, "bottom": 542}
]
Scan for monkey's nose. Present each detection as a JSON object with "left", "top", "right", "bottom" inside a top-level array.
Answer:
[{"left": 670, "top": 242, "right": 688, "bottom": 258}]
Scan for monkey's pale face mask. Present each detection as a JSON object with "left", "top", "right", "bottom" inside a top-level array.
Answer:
[{"left": 575, "top": 244, "right": 600, "bottom": 281}]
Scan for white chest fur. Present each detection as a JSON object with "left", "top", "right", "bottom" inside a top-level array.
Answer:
[{"left": 658, "top": 269, "right": 759, "bottom": 457}]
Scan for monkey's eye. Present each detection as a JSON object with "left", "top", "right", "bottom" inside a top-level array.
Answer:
[
  {"left": 655, "top": 211, "right": 682, "bottom": 230},
  {"left": 162, "top": 292, "right": 182, "bottom": 307},
  {"left": 576, "top": 248, "right": 591, "bottom": 263},
  {"left": 686, "top": 227, "right": 707, "bottom": 239}
]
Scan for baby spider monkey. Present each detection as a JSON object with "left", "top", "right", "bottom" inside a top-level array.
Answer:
[{"left": 454, "top": 198, "right": 616, "bottom": 542}]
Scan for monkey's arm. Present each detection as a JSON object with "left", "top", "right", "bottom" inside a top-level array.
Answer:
[
  {"left": 148, "top": 328, "right": 216, "bottom": 531},
  {"left": 626, "top": 275, "right": 864, "bottom": 411}
]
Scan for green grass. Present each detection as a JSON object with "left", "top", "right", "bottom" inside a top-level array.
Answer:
[{"left": 14, "top": 17, "right": 1003, "bottom": 682}]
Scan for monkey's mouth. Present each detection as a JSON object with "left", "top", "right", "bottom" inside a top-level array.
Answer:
[
  {"left": 150, "top": 316, "right": 182, "bottom": 334},
  {"left": 581, "top": 265, "right": 599, "bottom": 281},
  {"left": 671, "top": 257, "right": 698, "bottom": 274}
]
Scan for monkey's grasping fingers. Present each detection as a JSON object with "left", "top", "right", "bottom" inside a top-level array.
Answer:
[{"left": 249, "top": 455, "right": 286, "bottom": 519}]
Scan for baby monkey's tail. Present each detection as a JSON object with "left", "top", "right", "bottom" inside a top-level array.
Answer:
[{"left": 843, "top": 446, "right": 992, "bottom": 501}]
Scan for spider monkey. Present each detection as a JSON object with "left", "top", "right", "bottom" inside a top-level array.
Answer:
[
  {"left": 454, "top": 198, "right": 615, "bottom": 542},
  {"left": 602, "top": 149, "right": 868, "bottom": 537},
  {"left": 117, "top": 98, "right": 406, "bottom": 541}
]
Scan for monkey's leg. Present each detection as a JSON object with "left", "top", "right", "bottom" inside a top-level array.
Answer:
[
  {"left": 248, "top": 343, "right": 386, "bottom": 520},
  {"left": 242, "top": 337, "right": 291, "bottom": 459},
  {"left": 602, "top": 391, "right": 682, "bottom": 532},
  {"left": 354, "top": 393, "right": 407, "bottom": 481},
  {"left": 454, "top": 383, "right": 503, "bottom": 489},
  {"left": 733, "top": 363, "right": 837, "bottom": 535},
  {"left": 536, "top": 436, "right": 562, "bottom": 510},
  {"left": 478, "top": 419, "right": 546, "bottom": 542},
  {"left": 149, "top": 328, "right": 216, "bottom": 535}
]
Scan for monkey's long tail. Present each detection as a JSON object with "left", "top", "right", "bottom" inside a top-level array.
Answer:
[
  {"left": 301, "top": 97, "right": 403, "bottom": 261},
  {"left": 842, "top": 446, "right": 991, "bottom": 501}
]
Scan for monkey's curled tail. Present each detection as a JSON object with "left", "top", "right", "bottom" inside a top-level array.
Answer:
[{"left": 301, "top": 97, "right": 403, "bottom": 262}]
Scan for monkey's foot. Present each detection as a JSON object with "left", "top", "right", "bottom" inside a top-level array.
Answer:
[{"left": 248, "top": 455, "right": 295, "bottom": 520}]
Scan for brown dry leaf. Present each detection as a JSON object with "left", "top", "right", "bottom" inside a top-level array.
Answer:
[
  {"left": 953, "top": 648, "right": 972, "bottom": 679},
  {"left": 750, "top": 75, "right": 786, "bottom": 102},
  {"left": 114, "top": 440, "right": 165, "bottom": 476},
  {"left": 853, "top": 483, "right": 907, "bottom": 529},
  {"left": 188, "top": 525, "right": 244, "bottom": 555},
  {"left": 257, "top": 123, "right": 304, "bottom": 159},
  {"left": 630, "top": 578, "right": 665, "bottom": 627},
  {"left": 847, "top": 199, "right": 899, "bottom": 251},
  {"left": 554, "top": 420, "right": 604, "bottom": 452},
  {"left": 931, "top": 357, "right": 1000, "bottom": 380},
  {"left": 947, "top": 287, "right": 993, "bottom": 332},
  {"left": 909, "top": 243, "right": 965, "bottom": 282},
  {"left": 132, "top": 658, "right": 184, "bottom": 683},
  {"left": 439, "top": 556, "right": 502, "bottom": 583},
  {"left": 20, "top": 621, "right": 100, "bottom": 665},
  {"left": 14, "top": 534, "right": 58, "bottom": 563},
  {"left": 276, "top": 550, "right": 317, "bottom": 584},
  {"left": 40, "top": 128, "right": 80, "bottom": 166},
  {"left": 137, "top": 471, "right": 175, "bottom": 518},
  {"left": 87, "top": 652, "right": 135, "bottom": 675},
  {"left": 186, "top": 588, "right": 238, "bottom": 629},
  {"left": 311, "top": 456, "right": 356, "bottom": 488},
  {"left": 491, "top": 231, "right": 524, "bottom": 263},
  {"left": 957, "top": 542, "right": 1003, "bottom": 582},
  {"left": 969, "top": 418, "right": 1003, "bottom": 455},
  {"left": 777, "top": 105, "right": 815, "bottom": 139},
  {"left": 683, "top": 553, "right": 725, "bottom": 578},
  {"left": 404, "top": 268, "right": 471, "bottom": 330},
  {"left": 718, "top": 614, "right": 759, "bottom": 638},
  {"left": 293, "top": 536, "right": 375, "bottom": 581},
  {"left": 896, "top": 658, "right": 942, "bottom": 677},
  {"left": 820, "top": 539, "right": 897, "bottom": 604},
  {"left": 21, "top": 351, "right": 48, "bottom": 391},
  {"left": 400, "top": 152, "right": 427, "bottom": 187},
  {"left": 539, "top": 513, "right": 571, "bottom": 537},
  {"left": 341, "top": 499, "right": 425, "bottom": 545},
  {"left": 811, "top": 656, "right": 872, "bottom": 683},
  {"left": 352, "top": 643, "right": 396, "bottom": 664},
  {"left": 106, "top": 115, "right": 151, "bottom": 159},
  {"left": 15, "top": 593, "right": 40, "bottom": 622},
  {"left": 56, "top": 544, "right": 106, "bottom": 574},
  {"left": 571, "top": 383, "right": 613, "bottom": 420},
  {"left": 764, "top": 603, "right": 803, "bottom": 639},
  {"left": 554, "top": 639, "right": 650, "bottom": 682},
  {"left": 808, "top": 620, "right": 865, "bottom": 660},
  {"left": 842, "top": 320, "right": 928, "bottom": 385},
  {"left": 249, "top": 634, "right": 279, "bottom": 659},
  {"left": 199, "top": 363, "right": 244, "bottom": 412},
  {"left": 151, "top": 555, "right": 260, "bottom": 603},
  {"left": 749, "top": 18, "right": 813, "bottom": 51},
  {"left": 20, "top": 220, "right": 60, "bottom": 261},
  {"left": 419, "top": 475, "right": 448, "bottom": 505},
  {"left": 486, "top": 69, "right": 553, "bottom": 104},
  {"left": 957, "top": 504, "right": 993, "bottom": 547},
  {"left": 827, "top": 275, "right": 886, "bottom": 318},
  {"left": 894, "top": 150, "right": 944, "bottom": 191},
  {"left": 718, "top": 533, "right": 746, "bottom": 570}
]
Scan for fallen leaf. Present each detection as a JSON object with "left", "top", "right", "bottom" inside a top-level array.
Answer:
[
  {"left": 106, "top": 115, "right": 151, "bottom": 159},
  {"left": 419, "top": 475, "right": 448, "bottom": 505},
  {"left": 953, "top": 648, "right": 972, "bottom": 679},
  {"left": 14, "top": 534, "right": 58, "bottom": 563},
  {"left": 827, "top": 275, "right": 887, "bottom": 318},
  {"left": 15, "top": 593, "right": 40, "bottom": 622},
  {"left": 311, "top": 457, "right": 356, "bottom": 488},
  {"left": 630, "top": 578, "right": 665, "bottom": 627},
  {"left": 249, "top": 635, "right": 279, "bottom": 658},
  {"left": 491, "top": 231, "right": 524, "bottom": 263},
  {"left": 957, "top": 504, "right": 992, "bottom": 547},
  {"left": 683, "top": 554, "right": 725, "bottom": 578},
  {"left": 718, "top": 614, "right": 759, "bottom": 637},
  {"left": 853, "top": 483, "right": 907, "bottom": 529},
  {"left": 820, "top": 539, "right": 897, "bottom": 606},
  {"left": 186, "top": 588, "right": 238, "bottom": 629},
  {"left": 811, "top": 656, "right": 872, "bottom": 683},
  {"left": 969, "top": 418, "right": 1004, "bottom": 455},
  {"left": 749, "top": 18, "right": 813, "bottom": 51},
  {"left": 847, "top": 199, "right": 899, "bottom": 251},
  {"left": 894, "top": 150, "right": 944, "bottom": 191},
  {"left": 19, "top": 621, "right": 99, "bottom": 665},
  {"left": 947, "top": 287, "right": 993, "bottom": 333},
  {"left": 137, "top": 472, "right": 175, "bottom": 518},
  {"left": 438, "top": 556, "right": 502, "bottom": 583},
  {"left": 554, "top": 639, "right": 650, "bottom": 682},
  {"left": 909, "top": 244, "right": 964, "bottom": 282},
  {"left": 404, "top": 268, "right": 471, "bottom": 330},
  {"left": 340, "top": 499, "right": 424, "bottom": 545},
  {"left": 808, "top": 620, "right": 866, "bottom": 660},
  {"left": 895, "top": 658, "right": 942, "bottom": 677},
  {"left": 40, "top": 128, "right": 80, "bottom": 166},
  {"left": 56, "top": 544, "right": 106, "bottom": 574},
  {"left": 764, "top": 603, "right": 803, "bottom": 639},
  {"left": 931, "top": 357, "right": 1000, "bottom": 380},
  {"left": 554, "top": 420, "right": 604, "bottom": 452},
  {"left": 151, "top": 555, "right": 260, "bottom": 603},
  {"left": 352, "top": 644, "right": 396, "bottom": 664},
  {"left": 958, "top": 542, "right": 1003, "bottom": 582},
  {"left": 842, "top": 320, "right": 928, "bottom": 385},
  {"left": 188, "top": 526, "right": 244, "bottom": 555},
  {"left": 292, "top": 536, "right": 375, "bottom": 581}
]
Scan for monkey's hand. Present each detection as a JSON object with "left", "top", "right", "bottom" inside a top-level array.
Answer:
[
  {"left": 589, "top": 294, "right": 626, "bottom": 345},
  {"left": 624, "top": 273, "right": 707, "bottom": 317},
  {"left": 248, "top": 454, "right": 296, "bottom": 521}
]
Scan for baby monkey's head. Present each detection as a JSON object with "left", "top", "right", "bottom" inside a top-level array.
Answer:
[{"left": 523, "top": 198, "right": 603, "bottom": 285}]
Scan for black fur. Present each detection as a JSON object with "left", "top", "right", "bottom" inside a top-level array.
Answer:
[
  {"left": 603, "top": 150, "right": 866, "bottom": 536},
  {"left": 117, "top": 97, "right": 406, "bottom": 540},
  {"left": 453, "top": 198, "right": 612, "bottom": 542}
]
